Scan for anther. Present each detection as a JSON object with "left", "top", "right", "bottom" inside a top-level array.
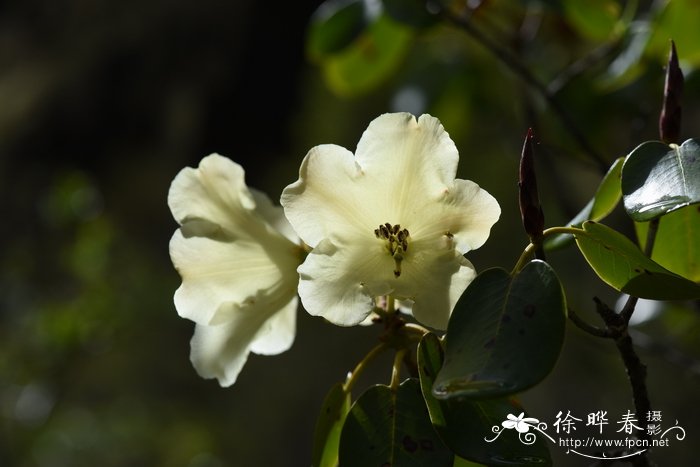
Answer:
[{"left": 374, "top": 222, "right": 410, "bottom": 278}]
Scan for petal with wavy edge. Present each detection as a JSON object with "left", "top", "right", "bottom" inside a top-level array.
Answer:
[
  {"left": 281, "top": 144, "right": 376, "bottom": 247},
  {"left": 170, "top": 226, "right": 299, "bottom": 326},
  {"left": 169, "top": 154, "right": 254, "bottom": 232},
  {"left": 297, "top": 239, "right": 390, "bottom": 326},
  {"left": 410, "top": 178, "right": 501, "bottom": 253},
  {"left": 190, "top": 296, "right": 297, "bottom": 387},
  {"left": 353, "top": 113, "right": 459, "bottom": 218},
  {"left": 249, "top": 295, "right": 298, "bottom": 355},
  {"left": 250, "top": 187, "right": 299, "bottom": 245},
  {"left": 298, "top": 236, "right": 474, "bottom": 329},
  {"left": 392, "top": 241, "right": 476, "bottom": 330}
]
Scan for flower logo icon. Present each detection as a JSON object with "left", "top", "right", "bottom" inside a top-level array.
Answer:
[{"left": 502, "top": 413, "right": 541, "bottom": 433}]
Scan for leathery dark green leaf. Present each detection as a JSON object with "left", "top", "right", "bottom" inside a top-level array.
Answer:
[
  {"left": 418, "top": 334, "right": 551, "bottom": 466},
  {"left": 339, "top": 379, "right": 453, "bottom": 467},
  {"left": 575, "top": 221, "right": 700, "bottom": 299},
  {"left": 433, "top": 260, "right": 566, "bottom": 400},
  {"left": 636, "top": 205, "right": 700, "bottom": 282},
  {"left": 622, "top": 139, "right": 700, "bottom": 221},
  {"left": 306, "top": 0, "right": 369, "bottom": 61}
]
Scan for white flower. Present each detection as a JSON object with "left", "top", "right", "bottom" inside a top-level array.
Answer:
[
  {"left": 281, "top": 113, "right": 500, "bottom": 330},
  {"left": 168, "top": 154, "right": 302, "bottom": 387}
]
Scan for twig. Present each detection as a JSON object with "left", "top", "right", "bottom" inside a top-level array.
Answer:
[
  {"left": 547, "top": 40, "right": 620, "bottom": 95},
  {"left": 567, "top": 307, "right": 613, "bottom": 338},
  {"left": 436, "top": 6, "right": 609, "bottom": 173}
]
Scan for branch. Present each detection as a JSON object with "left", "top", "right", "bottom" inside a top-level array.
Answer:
[
  {"left": 592, "top": 298, "right": 652, "bottom": 466},
  {"left": 437, "top": 6, "right": 609, "bottom": 173},
  {"left": 567, "top": 307, "right": 613, "bottom": 338}
]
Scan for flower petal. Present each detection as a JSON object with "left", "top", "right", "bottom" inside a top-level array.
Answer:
[
  {"left": 250, "top": 187, "right": 299, "bottom": 244},
  {"left": 281, "top": 144, "right": 375, "bottom": 247},
  {"left": 411, "top": 178, "right": 501, "bottom": 253},
  {"left": 297, "top": 239, "right": 390, "bottom": 326},
  {"left": 189, "top": 296, "right": 297, "bottom": 387},
  {"left": 393, "top": 244, "right": 476, "bottom": 330},
  {"left": 249, "top": 296, "right": 298, "bottom": 355},
  {"left": 169, "top": 154, "right": 255, "bottom": 233},
  {"left": 170, "top": 228, "right": 298, "bottom": 326},
  {"left": 353, "top": 113, "right": 460, "bottom": 220}
]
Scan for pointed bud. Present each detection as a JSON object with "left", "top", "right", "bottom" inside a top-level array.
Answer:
[
  {"left": 518, "top": 128, "right": 545, "bottom": 242},
  {"left": 659, "top": 40, "right": 684, "bottom": 144}
]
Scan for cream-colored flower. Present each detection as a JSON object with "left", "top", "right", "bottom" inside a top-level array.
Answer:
[
  {"left": 168, "top": 154, "right": 301, "bottom": 387},
  {"left": 281, "top": 113, "right": 500, "bottom": 330}
]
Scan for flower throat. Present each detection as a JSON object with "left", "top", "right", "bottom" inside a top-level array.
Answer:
[{"left": 374, "top": 223, "right": 410, "bottom": 278}]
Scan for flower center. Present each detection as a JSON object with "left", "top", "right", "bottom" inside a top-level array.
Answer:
[{"left": 374, "top": 223, "right": 410, "bottom": 278}]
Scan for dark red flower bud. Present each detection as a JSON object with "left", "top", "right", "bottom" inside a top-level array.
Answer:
[
  {"left": 659, "top": 40, "right": 684, "bottom": 144},
  {"left": 519, "top": 128, "right": 545, "bottom": 242}
]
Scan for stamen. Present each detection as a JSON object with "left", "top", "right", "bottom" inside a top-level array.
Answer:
[
  {"left": 380, "top": 224, "right": 389, "bottom": 238},
  {"left": 374, "top": 223, "right": 411, "bottom": 278}
]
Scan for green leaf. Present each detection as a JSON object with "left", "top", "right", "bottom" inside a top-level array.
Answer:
[
  {"left": 591, "top": 157, "right": 625, "bottom": 220},
  {"left": 600, "top": 20, "right": 651, "bottom": 89},
  {"left": 453, "top": 457, "right": 488, "bottom": 467},
  {"left": 636, "top": 205, "right": 700, "bottom": 282},
  {"left": 575, "top": 221, "right": 700, "bottom": 299},
  {"left": 433, "top": 261, "right": 566, "bottom": 399},
  {"left": 306, "top": 0, "right": 369, "bottom": 61},
  {"left": 602, "top": 0, "right": 700, "bottom": 88},
  {"left": 646, "top": 0, "right": 700, "bottom": 66},
  {"left": 418, "top": 334, "right": 551, "bottom": 466},
  {"left": 382, "top": 0, "right": 438, "bottom": 29},
  {"left": 562, "top": 0, "right": 623, "bottom": 41},
  {"left": 320, "top": 14, "right": 413, "bottom": 96},
  {"left": 622, "top": 139, "right": 700, "bottom": 222},
  {"left": 545, "top": 157, "right": 623, "bottom": 251},
  {"left": 339, "top": 379, "right": 453, "bottom": 467},
  {"left": 312, "top": 382, "right": 351, "bottom": 467}
]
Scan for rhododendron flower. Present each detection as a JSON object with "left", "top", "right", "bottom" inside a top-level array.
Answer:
[
  {"left": 281, "top": 113, "right": 500, "bottom": 330},
  {"left": 169, "top": 154, "right": 302, "bottom": 387}
]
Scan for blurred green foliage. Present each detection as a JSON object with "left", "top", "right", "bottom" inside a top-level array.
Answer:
[{"left": 2, "top": 0, "right": 700, "bottom": 466}]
